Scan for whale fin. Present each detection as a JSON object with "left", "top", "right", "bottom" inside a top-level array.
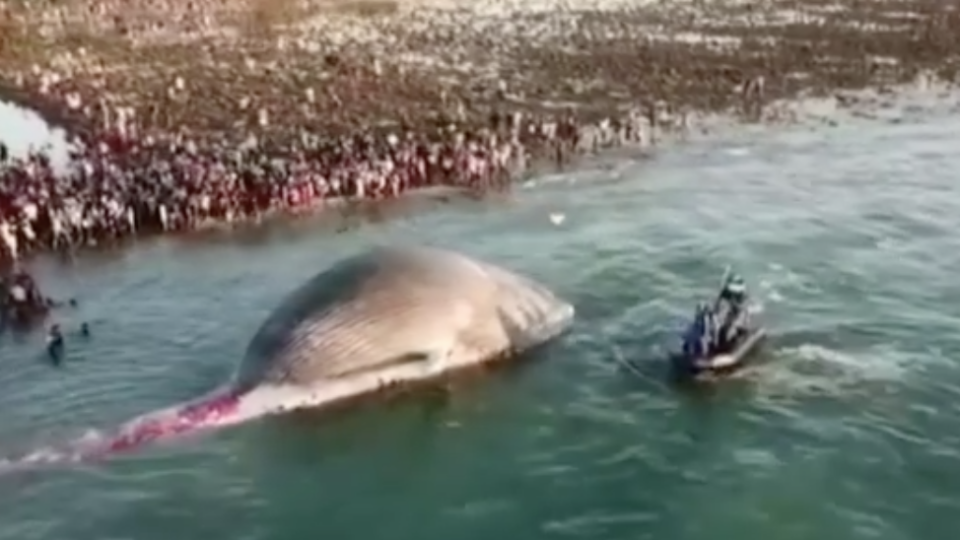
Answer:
[{"left": 334, "top": 351, "right": 434, "bottom": 379}]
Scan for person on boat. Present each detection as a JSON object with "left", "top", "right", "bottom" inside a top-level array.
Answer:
[
  {"left": 682, "top": 303, "right": 717, "bottom": 359},
  {"left": 702, "top": 303, "right": 719, "bottom": 355},
  {"left": 715, "top": 274, "right": 750, "bottom": 351}
]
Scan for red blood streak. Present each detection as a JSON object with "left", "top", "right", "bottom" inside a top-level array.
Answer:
[{"left": 102, "top": 393, "right": 241, "bottom": 455}]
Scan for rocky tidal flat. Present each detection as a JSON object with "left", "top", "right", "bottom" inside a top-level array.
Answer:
[{"left": 1, "top": 0, "right": 957, "bottom": 140}]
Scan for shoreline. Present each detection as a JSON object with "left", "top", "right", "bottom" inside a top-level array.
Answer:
[{"left": 0, "top": 0, "right": 959, "bottom": 264}]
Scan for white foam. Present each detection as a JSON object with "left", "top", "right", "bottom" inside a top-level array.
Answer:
[
  {"left": 0, "top": 101, "right": 73, "bottom": 171},
  {"left": 745, "top": 343, "right": 914, "bottom": 399},
  {"left": 725, "top": 147, "right": 751, "bottom": 157}
]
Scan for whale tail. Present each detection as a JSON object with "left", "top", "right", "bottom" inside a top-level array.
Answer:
[
  {"left": 0, "top": 382, "right": 349, "bottom": 475},
  {"left": 0, "top": 387, "right": 244, "bottom": 475}
]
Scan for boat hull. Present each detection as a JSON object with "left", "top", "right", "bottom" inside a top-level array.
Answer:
[{"left": 671, "top": 327, "right": 767, "bottom": 381}]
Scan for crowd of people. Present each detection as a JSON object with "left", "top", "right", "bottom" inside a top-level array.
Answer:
[
  {"left": 0, "top": 103, "right": 650, "bottom": 333},
  {"left": 0, "top": 0, "right": 686, "bottom": 266},
  {"left": 0, "top": 105, "right": 646, "bottom": 264},
  {"left": 0, "top": 108, "right": 641, "bottom": 340},
  {"left": 1, "top": 115, "right": 587, "bottom": 261}
]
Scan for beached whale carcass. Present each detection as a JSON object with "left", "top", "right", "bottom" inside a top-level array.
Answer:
[
  {"left": 6, "top": 246, "right": 573, "bottom": 467},
  {"left": 236, "top": 245, "right": 575, "bottom": 397}
]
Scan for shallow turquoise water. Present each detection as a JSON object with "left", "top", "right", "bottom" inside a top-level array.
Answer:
[{"left": 1, "top": 104, "right": 959, "bottom": 540}]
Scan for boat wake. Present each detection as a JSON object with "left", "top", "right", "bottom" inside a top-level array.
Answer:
[{"left": 738, "top": 342, "right": 914, "bottom": 399}]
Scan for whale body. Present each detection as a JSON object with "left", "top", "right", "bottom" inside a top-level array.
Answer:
[
  {"left": 238, "top": 244, "right": 573, "bottom": 390},
  {"left": 5, "top": 246, "right": 574, "bottom": 468}
]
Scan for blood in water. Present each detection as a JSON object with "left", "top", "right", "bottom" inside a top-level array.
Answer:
[{"left": 101, "top": 392, "right": 241, "bottom": 455}]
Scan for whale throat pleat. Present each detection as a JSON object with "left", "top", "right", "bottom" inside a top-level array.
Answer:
[{"left": 236, "top": 246, "right": 574, "bottom": 390}]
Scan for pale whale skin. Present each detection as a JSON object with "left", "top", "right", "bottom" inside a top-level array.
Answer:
[
  {"left": 236, "top": 245, "right": 574, "bottom": 396},
  {"left": 7, "top": 246, "right": 574, "bottom": 465}
]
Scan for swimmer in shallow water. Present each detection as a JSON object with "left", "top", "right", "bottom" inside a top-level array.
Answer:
[
  {"left": 79, "top": 322, "right": 90, "bottom": 337},
  {"left": 47, "top": 324, "right": 64, "bottom": 363}
]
